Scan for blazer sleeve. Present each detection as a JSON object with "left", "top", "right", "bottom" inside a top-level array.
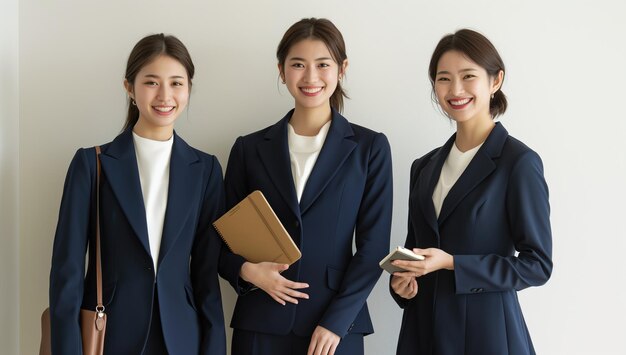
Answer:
[
  {"left": 390, "top": 157, "right": 425, "bottom": 309},
  {"left": 318, "top": 133, "right": 393, "bottom": 337},
  {"left": 217, "top": 137, "right": 252, "bottom": 294},
  {"left": 49, "top": 148, "right": 94, "bottom": 355},
  {"left": 453, "top": 150, "right": 553, "bottom": 294},
  {"left": 190, "top": 155, "right": 227, "bottom": 355}
]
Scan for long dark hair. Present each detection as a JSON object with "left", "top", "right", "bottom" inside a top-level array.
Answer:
[
  {"left": 429, "top": 29, "right": 507, "bottom": 118},
  {"left": 122, "top": 34, "right": 195, "bottom": 131},
  {"left": 276, "top": 18, "right": 349, "bottom": 113}
]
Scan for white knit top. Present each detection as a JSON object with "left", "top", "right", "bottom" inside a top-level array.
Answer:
[
  {"left": 287, "top": 121, "right": 331, "bottom": 201},
  {"left": 132, "top": 131, "right": 173, "bottom": 272},
  {"left": 432, "top": 142, "right": 483, "bottom": 218}
]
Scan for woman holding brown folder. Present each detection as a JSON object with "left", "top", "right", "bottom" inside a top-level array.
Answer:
[{"left": 218, "top": 18, "right": 393, "bottom": 355}]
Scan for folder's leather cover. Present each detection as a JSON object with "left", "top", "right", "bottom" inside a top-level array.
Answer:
[{"left": 213, "top": 190, "right": 301, "bottom": 264}]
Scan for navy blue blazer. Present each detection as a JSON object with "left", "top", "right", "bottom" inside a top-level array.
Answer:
[
  {"left": 219, "top": 109, "right": 393, "bottom": 338},
  {"left": 392, "top": 123, "right": 552, "bottom": 355},
  {"left": 49, "top": 129, "right": 226, "bottom": 355}
]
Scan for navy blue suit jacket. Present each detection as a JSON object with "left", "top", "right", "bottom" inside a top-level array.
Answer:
[
  {"left": 219, "top": 109, "right": 393, "bottom": 338},
  {"left": 392, "top": 123, "right": 552, "bottom": 355},
  {"left": 49, "top": 129, "right": 226, "bottom": 355}
]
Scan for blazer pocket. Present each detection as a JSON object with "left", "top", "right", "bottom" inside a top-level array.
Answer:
[
  {"left": 184, "top": 284, "right": 198, "bottom": 312},
  {"left": 326, "top": 266, "right": 345, "bottom": 292}
]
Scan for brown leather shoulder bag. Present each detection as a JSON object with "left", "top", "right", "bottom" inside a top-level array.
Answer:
[{"left": 40, "top": 146, "right": 107, "bottom": 355}]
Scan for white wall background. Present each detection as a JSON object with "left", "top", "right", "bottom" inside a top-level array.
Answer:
[
  {"left": 7, "top": 0, "right": 626, "bottom": 354},
  {"left": 1, "top": 0, "right": 19, "bottom": 354}
]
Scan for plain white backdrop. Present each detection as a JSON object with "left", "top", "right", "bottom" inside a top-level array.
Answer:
[{"left": 2, "top": 1, "right": 625, "bottom": 354}]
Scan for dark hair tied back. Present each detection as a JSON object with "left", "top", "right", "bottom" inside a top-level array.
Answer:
[
  {"left": 122, "top": 34, "right": 194, "bottom": 131},
  {"left": 429, "top": 29, "right": 507, "bottom": 118}
]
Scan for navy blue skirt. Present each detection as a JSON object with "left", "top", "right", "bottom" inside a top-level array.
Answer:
[{"left": 232, "top": 328, "right": 364, "bottom": 355}]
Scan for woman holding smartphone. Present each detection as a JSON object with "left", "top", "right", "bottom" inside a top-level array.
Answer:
[
  {"left": 49, "top": 34, "right": 226, "bottom": 355},
  {"left": 219, "top": 18, "right": 393, "bottom": 355},
  {"left": 390, "top": 29, "right": 552, "bottom": 354}
]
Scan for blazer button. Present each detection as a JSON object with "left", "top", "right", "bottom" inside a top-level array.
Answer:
[
  {"left": 294, "top": 220, "right": 300, "bottom": 228},
  {"left": 348, "top": 324, "right": 354, "bottom": 332}
]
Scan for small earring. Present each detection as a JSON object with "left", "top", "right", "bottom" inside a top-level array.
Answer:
[
  {"left": 491, "top": 93, "right": 495, "bottom": 99},
  {"left": 132, "top": 99, "right": 137, "bottom": 106}
]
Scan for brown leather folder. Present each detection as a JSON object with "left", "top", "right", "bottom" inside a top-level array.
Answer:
[{"left": 213, "top": 190, "right": 301, "bottom": 265}]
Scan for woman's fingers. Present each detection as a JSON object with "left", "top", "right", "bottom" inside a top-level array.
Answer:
[
  {"left": 284, "top": 279, "right": 310, "bottom": 290},
  {"left": 279, "top": 276, "right": 309, "bottom": 299},
  {"left": 329, "top": 342, "right": 338, "bottom": 355},
  {"left": 391, "top": 275, "right": 418, "bottom": 299},
  {"left": 246, "top": 263, "right": 308, "bottom": 304},
  {"left": 321, "top": 342, "right": 332, "bottom": 355},
  {"left": 408, "top": 278, "right": 418, "bottom": 297},
  {"left": 276, "top": 282, "right": 309, "bottom": 302},
  {"left": 391, "top": 248, "right": 454, "bottom": 275},
  {"left": 277, "top": 291, "right": 299, "bottom": 305},
  {"left": 391, "top": 274, "right": 411, "bottom": 288},
  {"left": 392, "top": 260, "right": 424, "bottom": 274},
  {"left": 268, "top": 288, "right": 300, "bottom": 305},
  {"left": 269, "top": 293, "right": 286, "bottom": 305},
  {"left": 307, "top": 326, "right": 340, "bottom": 355},
  {"left": 393, "top": 270, "right": 419, "bottom": 278},
  {"left": 282, "top": 286, "right": 310, "bottom": 300},
  {"left": 412, "top": 248, "right": 428, "bottom": 255},
  {"left": 270, "top": 263, "right": 290, "bottom": 272}
]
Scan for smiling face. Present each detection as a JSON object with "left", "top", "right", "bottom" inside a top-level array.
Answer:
[
  {"left": 434, "top": 50, "right": 502, "bottom": 125},
  {"left": 280, "top": 39, "right": 346, "bottom": 112},
  {"left": 125, "top": 55, "right": 189, "bottom": 138}
]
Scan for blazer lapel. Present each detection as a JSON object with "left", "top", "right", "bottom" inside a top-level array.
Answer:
[
  {"left": 418, "top": 135, "right": 455, "bottom": 235},
  {"left": 158, "top": 133, "right": 202, "bottom": 266},
  {"left": 99, "top": 129, "right": 151, "bottom": 256},
  {"left": 257, "top": 111, "right": 301, "bottom": 217},
  {"left": 299, "top": 110, "right": 357, "bottom": 215},
  {"left": 437, "top": 122, "right": 508, "bottom": 225}
]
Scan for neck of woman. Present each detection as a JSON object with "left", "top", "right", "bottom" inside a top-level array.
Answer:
[
  {"left": 289, "top": 104, "right": 332, "bottom": 136},
  {"left": 133, "top": 120, "right": 174, "bottom": 141},
  {"left": 455, "top": 116, "right": 495, "bottom": 152}
]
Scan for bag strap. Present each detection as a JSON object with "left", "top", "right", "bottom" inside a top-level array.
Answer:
[{"left": 95, "top": 146, "right": 104, "bottom": 314}]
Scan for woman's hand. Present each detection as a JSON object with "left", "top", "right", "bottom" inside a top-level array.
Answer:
[
  {"left": 392, "top": 248, "right": 454, "bottom": 277},
  {"left": 391, "top": 274, "right": 418, "bottom": 299},
  {"left": 307, "top": 325, "right": 340, "bottom": 355},
  {"left": 239, "top": 261, "right": 309, "bottom": 305}
]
